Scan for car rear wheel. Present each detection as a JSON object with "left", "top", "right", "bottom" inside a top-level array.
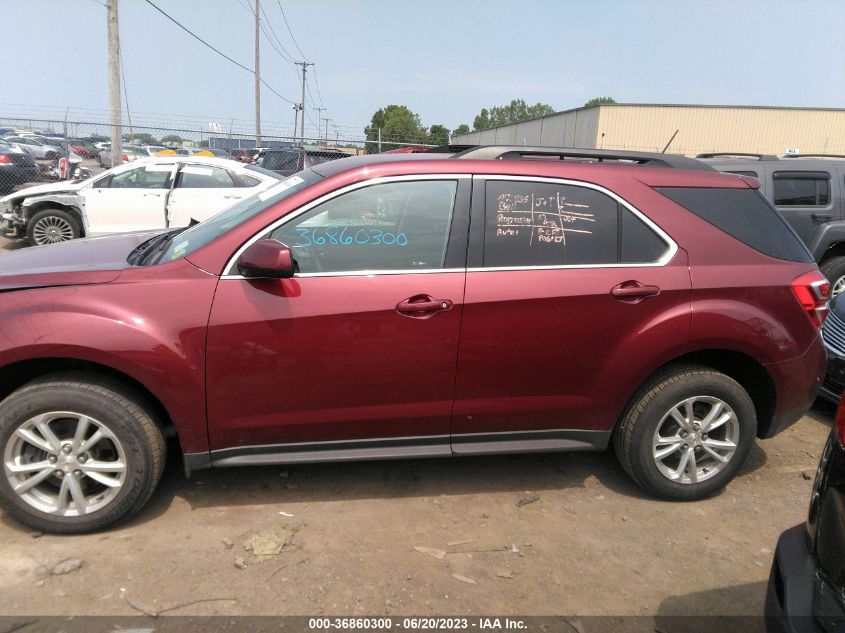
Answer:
[
  {"left": 821, "top": 256, "right": 845, "bottom": 297},
  {"left": 26, "top": 208, "right": 80, "bottom": 246},
  {"left": 614, "top": 365, "right": 756, "bottom": 500},
  {"left": 0, "top": 374, "right": 166, "bottom": 533}
]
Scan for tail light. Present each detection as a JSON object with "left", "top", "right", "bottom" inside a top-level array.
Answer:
[
  {"left": 791, "top": 270, "right": 830, "bottom": 327},
  {"left": 122, "top": 154, "right": 129, "bottom": 161},
  {"left": 0, "top": 155, "right": 12, "bottom": 164}
]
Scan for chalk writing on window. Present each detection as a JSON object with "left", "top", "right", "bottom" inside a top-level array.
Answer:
[{"left": 494, "top": 192, "right": 595, "bottom": 246}]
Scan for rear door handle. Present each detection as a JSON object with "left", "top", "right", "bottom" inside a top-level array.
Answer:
[
  {"left": 611, "top": 281, "right": 661, "bottom": 301},
  {"left": 396, "top": 295, "right": 453, "bottom": 318},
  {"left": 812, "top": 213, "right": 833, "bottom": 221}
]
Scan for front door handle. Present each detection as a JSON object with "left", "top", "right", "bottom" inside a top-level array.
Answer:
[
  {"left": 396, "top": 295, "right": 453, "bottom": 318},
  {"left": 611, "top": 281, "right": 661, "bottom": 302},
  {"left": 812, "top": 213, "right": 833, "bottom": 221}
]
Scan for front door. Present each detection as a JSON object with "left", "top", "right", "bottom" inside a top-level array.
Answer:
[
  {"left": 205, "top": 176, "right": 471, "bottom": 459},
  {"left": 451, "top": 176, "right": 691, "bottom": 453},
  {"left": 82, "top": 163, "right": 174, "bottom": 234}
]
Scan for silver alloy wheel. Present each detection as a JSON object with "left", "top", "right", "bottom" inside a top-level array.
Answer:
[
  {"left": 832, "top": 275, "right": 845, "bottom": 298},
  {"left": 31, "top": 216, "right": 74, "bottom": 244},
  {"left": 3, "top": 412, "right": 127, "bottom": 517},
  {"left": 652, "top": 396, "right": 740, "bottom": 484}
]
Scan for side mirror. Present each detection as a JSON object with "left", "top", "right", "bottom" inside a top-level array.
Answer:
[{"left": 237, "top": 239, "right": 295, "bottom": 279}]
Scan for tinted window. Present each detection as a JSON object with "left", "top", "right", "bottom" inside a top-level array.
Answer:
[
  {"left": 773, "top": 172, "right": 830, "bottom": 206},
  {"left": 483, "top": 181, "right": 665, "bottom": 267},
  {"left": 621, "top": 210, "right": 669, "bottom": 263},
  {"left": 176, "top": 165, "right": 235, "bottom": 188},
  {"left": 270, "top": 180, "right": 457, "bottom": 273},
  {"left": 657, "top": 187, "right": 812, "bottom": 263}
]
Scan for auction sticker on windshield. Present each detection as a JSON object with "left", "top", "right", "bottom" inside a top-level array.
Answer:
[{"left": 259, "top": 175, "right": 305, "bottom": 201}]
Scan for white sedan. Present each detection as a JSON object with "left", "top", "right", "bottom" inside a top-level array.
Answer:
[{"left": 0, "top": 155, "right": 281, "bottom": 246}]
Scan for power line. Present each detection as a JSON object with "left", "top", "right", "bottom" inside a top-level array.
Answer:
[
  {"left": 143, "top": 0, "right": 296, "bottom": 105},
  {"left": 258, "top": 2, "right": 297, "bottom": 64},
  {"left": 311, "top": 64, "right": 326, "bottom": 109},
  {"left": 276, "top": 1, "right": 309, "bottom": 61}
]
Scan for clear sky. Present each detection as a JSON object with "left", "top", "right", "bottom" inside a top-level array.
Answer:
[{"left": 2, "top": 0, "right": 844, "bottom": 140}]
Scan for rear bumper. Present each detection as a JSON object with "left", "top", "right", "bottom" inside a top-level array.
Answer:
[
  {"left": 765, "top": 525, "right": 822, "bottom": 633},
  {"left": 762, "top": 336, "right": 827, "bottom": 438},
  {"left": 0, "top": 165, "right": 38, "bottom": 186}
]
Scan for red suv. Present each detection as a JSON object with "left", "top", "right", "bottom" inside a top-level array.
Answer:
[{"left": 0, "top": 146, "right": 828, "bottom": 533}]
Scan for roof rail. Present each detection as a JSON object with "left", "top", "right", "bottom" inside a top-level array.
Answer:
[
  {"left": 452, "top": 145, "right": 713, "bottom": 171},
  {"left": 696, "top": 152, "right": 779, "bottom": 160},
  {"left": 782, "top": 153, "right": 845, "bottom": 160}
]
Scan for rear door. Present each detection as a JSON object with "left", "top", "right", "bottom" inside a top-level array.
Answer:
[
  {"left": 166, "top": 163, "right": 245, "bottom": 226},
  {"left": 451, "top": 176, "right": 692, "bottom": 453},
  {"left": 82, "top": 162, "right": 175, "bottom": 234},
  {"left": 205, "top": 175, "right": 471, "bottom": 455}
]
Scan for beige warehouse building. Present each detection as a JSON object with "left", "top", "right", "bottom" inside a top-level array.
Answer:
[{"left": 451, "top": 103, "right": 845, "bottom": 157}]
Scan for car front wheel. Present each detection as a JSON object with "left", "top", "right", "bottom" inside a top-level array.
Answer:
[
  {"left": 0, "top": 374, "right": 166, "bottom": 533},
  {"left": 26, "top": 208, "right": 81, "bottom": 246},
  {"left": 614, "top": 365, "right": 756, "bottom": 500}
]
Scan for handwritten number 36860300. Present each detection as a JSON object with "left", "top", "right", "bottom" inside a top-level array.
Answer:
[{"left": 295, "top": 226, "right": 409, "bottom": 247}]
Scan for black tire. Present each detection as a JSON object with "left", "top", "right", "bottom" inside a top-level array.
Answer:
[
  {"left": 821, "top": 256, "right": 845, "bottom": 297},
  {"left": 26, "top": 208, "right": 81, "bottom": 246},
  {"left": 0, "top": 373, "right": 166, "bottom": 533},
  {"left": 614, "top": 364, "right": 756, "bottom": 500}
]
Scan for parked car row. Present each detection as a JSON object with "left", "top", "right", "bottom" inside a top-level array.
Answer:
[{"left": 0, "top": 155, "right": 282, "bottom": 245}]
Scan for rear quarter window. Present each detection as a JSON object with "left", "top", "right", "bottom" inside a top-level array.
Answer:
[{"left": 656, "top": 187, "right": 812, "bottom": 263}]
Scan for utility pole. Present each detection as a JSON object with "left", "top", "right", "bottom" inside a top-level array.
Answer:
[
  {"left": 296, "top": 61, "right": 314, "bottom": 145},
  {"left": 314, "top": 107, "right": 326, "bottom": 143},
  {"left": 292, "top": 103, "right": 302, "bottom": 144},
  {"left": 107, "top": 0, "right": 122, "bottom": 167},
  {"left": 325, "top": 118, "right": 333, "bottom": 146},
  {"left": 254, "top": 0, "right": 261, "bottom": 147}
]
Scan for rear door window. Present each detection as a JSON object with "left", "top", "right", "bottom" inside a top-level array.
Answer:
[
  {"left": 773, "top": 171, "right": 831, "bottom": 206},
  {"left": 482, "top": 180, "right": 669, "bottom": 267}
]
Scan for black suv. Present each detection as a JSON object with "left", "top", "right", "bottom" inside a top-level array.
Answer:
[
  {"left": 766, "top": 396, "right": 845, "bottom": 633},
  {"left": 702, "top": 154, "right": 845, "bottom": 295},
  {"left": 257, "top": 147, "right": 352, "bottom": 177}
]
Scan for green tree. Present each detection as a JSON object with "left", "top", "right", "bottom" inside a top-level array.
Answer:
[
  {"left": 427, "top": 124, "right": 450, "bottom": 146},
  {"left": 473, "top": 108, "right": 490, "bottom": 131},
  {"left": 160, "top": 134, "right": 183, "bottom": 145},
  {"left": 472, "top": 100, "right": 555, "bottom": 130},
  {"left": 364, "top": 105, "right": 427, "bottom": 153},
  {"left": 453, "top": 123, "right": 470, "bottom": 136},
  {"left": 198, "top": 140, "right": 210, "bottom": 148},
  {"left": 584, "top": 96, "right": 617, "bottom": 107}
]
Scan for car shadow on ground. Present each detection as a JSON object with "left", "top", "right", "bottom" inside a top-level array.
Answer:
[
  {"left": 122, "top": 434, "right": 772, "bottom": 527},
  {"left": 655, "top": 580, "right": 768, "bottom": 632}
]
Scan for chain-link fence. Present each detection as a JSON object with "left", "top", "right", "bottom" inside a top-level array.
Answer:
[{"left": 0, "top": 116, "right": 435, "bottom": 195}]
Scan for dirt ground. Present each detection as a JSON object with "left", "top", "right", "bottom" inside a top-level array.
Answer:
[{"left": 0, "top": 390, "right": 833, "bottom": 617}]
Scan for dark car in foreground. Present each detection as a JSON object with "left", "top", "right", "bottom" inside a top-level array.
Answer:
[
  {"left": 0, "top": 146, "right": 829, "bottom": 533},
  {"left": 766, "top": 395, "right": 845, "bottom": 633}
]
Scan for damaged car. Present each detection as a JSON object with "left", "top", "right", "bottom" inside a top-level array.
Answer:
[{"left": 0, "top": 156, "right": 282, "bottom": 245}]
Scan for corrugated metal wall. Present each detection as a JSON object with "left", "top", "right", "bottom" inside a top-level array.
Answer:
[{"left": 452, "top": 105, "right": 845, "bottom": 156}]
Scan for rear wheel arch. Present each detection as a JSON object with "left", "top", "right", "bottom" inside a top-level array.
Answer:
[
  {"left": 23, "top": 202, "right": 85, "bottom": 236},
  {"left": 618, "top": 349, "right": 776, "bottom": 440}
]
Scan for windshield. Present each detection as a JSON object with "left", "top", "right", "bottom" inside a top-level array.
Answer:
[{"left": 155, "top": 169, "right": 322, "bottom": 263}]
